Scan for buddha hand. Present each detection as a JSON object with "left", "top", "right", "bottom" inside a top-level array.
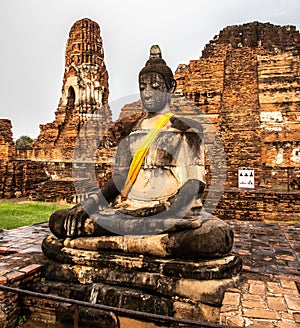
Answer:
[{"left": 64, "top": 203, "right": 89, "bottom": 237}]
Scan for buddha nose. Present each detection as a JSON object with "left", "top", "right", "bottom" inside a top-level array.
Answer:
[
  {"left": 143, "top": 90, "right": 152, "bottom": 98},
  {"left": 142, "top": 87, "right": 154, "bottom": 98}
]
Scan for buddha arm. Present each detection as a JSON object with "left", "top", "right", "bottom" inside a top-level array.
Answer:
[
  {"left": 80, "top": 173, "right": 126, "bottom": 213},
  {"left": 80, "top": 122, "right": 137, "bottom": 213},
  {"left": 165, "top": 178, "right": 205, "bottom": 217}
]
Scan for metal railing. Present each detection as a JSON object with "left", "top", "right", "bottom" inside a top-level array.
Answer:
[{"left": 0, "top": 285, "right": 240, "bottom": 328}]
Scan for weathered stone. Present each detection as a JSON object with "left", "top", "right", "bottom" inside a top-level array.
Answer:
[
  {"left": 44, "top": 214, "right": 233, "bottom": 259},
  {"left": 44, "top": 243, "right": 241, "bottom": 274},
  {"left": 29, "top": 275, "right": 232, "bottom": 324},
  {"left": 0, "top": 119, "right": 16, "bottom": 198},
  {"left": 0, "top": 18, "right": 112, "bottom": 202},
  {"left": 171, "top": 21, "right": 300, "bottom": 221},
  {"left": 0, "top": 119, "right": 15, "bottom": 162},
  {"left": 33, "top": 18, "right": 111, "bottom": 162},
  {"left": 2, "top": 21, "right": 300, "bottom": 220},
  {"left": 64, "top": 234, "right": 175, "bottom": 257},
  {"left": 173, "top": 301, "right": 220, "bottom": 323}
]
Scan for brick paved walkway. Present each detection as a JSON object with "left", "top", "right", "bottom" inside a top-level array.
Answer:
[
  {"left": 0, "top": 221, "right": 299, "bottom": 327},
  {"left": 221, "top": 221, "right": 300, "bottom": 328}
]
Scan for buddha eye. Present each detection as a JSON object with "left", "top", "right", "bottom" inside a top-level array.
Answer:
[
  {"left": 152, "top": 82, "right": 160, "bottom": 89},
  {"left": 140, "top": 84, "right": 145, "bottom": 91}
]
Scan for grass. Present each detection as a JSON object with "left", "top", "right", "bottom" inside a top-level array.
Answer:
[{"left": 0, "top": 201, "right": 71, "bottom": 230}]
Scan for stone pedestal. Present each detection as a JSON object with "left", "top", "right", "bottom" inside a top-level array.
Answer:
[{"left": 30, "top": 237, "right": 243, "bottom": 327}]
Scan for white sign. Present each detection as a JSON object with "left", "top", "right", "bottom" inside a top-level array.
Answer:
[{"left": 238, "top": 168, "right": 254, "bottom": 189}]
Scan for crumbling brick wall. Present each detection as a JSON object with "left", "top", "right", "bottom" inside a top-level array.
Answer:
[
  {"left": 2, "top": 21, "right": 300, "bottom": 220},
  {"left": 173, "top": 22, "right": 300, "bottom": 220}
]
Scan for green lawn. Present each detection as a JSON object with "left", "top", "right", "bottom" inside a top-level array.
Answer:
[{"left": 0, "top": 202, "right": 71, "bottom": 230}]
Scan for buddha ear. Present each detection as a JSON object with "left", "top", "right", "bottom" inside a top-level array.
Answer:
[{"left": 169, "top": 79, "right": 177, "bottom": 94}]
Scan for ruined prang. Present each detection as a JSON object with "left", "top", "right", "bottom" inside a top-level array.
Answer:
[
  {"left": 172, "top": 21, "right": 300, "bottom": 221},
  {"left": 0, "top": 18, "right": 112, "bottom": 201},
  {"left": 33, "top": 18, "right": 112, "bottom": 161}
]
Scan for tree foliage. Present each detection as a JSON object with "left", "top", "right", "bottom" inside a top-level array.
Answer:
[{"left": 15, "top": 135, "right": 34, "bottom": 150}]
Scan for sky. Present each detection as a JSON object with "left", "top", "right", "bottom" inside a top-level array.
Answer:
[{"left": 1, "top": 0, "right": 300, "bottom": 140}]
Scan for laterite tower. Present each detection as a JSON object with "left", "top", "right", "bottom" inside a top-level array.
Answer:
[{"left": 34, "top": 18, "right": 112, "bottom": 161}]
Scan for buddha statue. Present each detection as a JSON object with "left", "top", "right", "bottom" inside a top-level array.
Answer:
[{"left": 45, "top": 45, "right": 233, "bottom": 259}]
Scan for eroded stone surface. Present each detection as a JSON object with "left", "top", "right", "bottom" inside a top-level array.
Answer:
[
  {"left": 1, "top": 21, "right": 300, "bottom": 220},
  {"left": 42, "top": 243, "right": 242, "bottom": 280},
  {"left": 172, "top": 22, "right": 300, "bottom": 220},
  {"left": 34, "top": 18, "right": 111, "bottom": 162},
  {"left": 0, "top": 18, "right": 112, "bottom": 201},
  {"left": 40, "top": 226, "right": 241, "bottom": 324}
]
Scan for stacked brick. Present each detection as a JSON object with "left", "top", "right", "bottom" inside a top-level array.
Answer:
[
  {"left": 0, "top": 19, "right": 113, "bottom": 202},
  {"left": 221, "top": 279, "right": 300, "bottom": 327},
  {"left": 118, "top": 100, "right": 143, "bottom": 123},
  {"left": 220, "top": 47, "right": 262, "bottom": 188},
  {"left": 173, "top": 21, "right": 300, "bottom": 221},
  {"left": 0, "top": 160, "right": 51, "bottom": 199},
  {"left": 0, "top": 120, "right": 16, "bottom": 198},
  {"left": 215, "top": 189, "right": 300, "bottom": 221},
  {"left": 175, "top": 22, "right": 300, "bottom": 189},
  {"left": 202, "top": 22, "right": 300, "bottom": 58},
  {"left": 34, "top": 18, "right": 112, "bottom": 162},
  {"left": 0, "top": 119, "right": 15, "bottom": 162},
  {"left": 258, "top": 51, "right": 300, "bottom": 191}
]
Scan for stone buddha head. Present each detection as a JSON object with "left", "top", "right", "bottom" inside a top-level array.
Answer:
[{"left": 139, "top": 45, "right": 176, "bottom": 113}]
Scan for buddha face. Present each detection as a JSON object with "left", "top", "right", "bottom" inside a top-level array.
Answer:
[{"left": 139, "top": 72, "right": 171, "bottom": 113}]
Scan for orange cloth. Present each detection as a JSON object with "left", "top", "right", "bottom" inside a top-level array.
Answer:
[{"left": 121, "top": 112, "right": 174, "bottom": 198}]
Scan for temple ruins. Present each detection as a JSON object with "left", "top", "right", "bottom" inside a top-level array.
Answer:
[
  {"left": 0, "top": 18, "right": 299, "bottom": 328},
  {"left": 174, "top": 21, "right": 300, "bottom": 221},
  {"left": 0, "top": 18, "right": 112, "bottom": 202},
  {"left": 1, "top": 20, "right": 299, "bottom": 221}
]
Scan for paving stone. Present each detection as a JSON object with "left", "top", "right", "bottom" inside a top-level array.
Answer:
[
  {"left": 267, "top": 282, "right": 285, "bottom": 294},
  {"left": 267, "top": 296, "right": 288, "bottom": 311},
  {"left": 284, "top": 296, "right": 300, "bottom": 311},
  {"left": 0, "top": 275, "right": 7, "bottom": 284},
  {"left": 243, "top": 308, "right": 280, "bottom": 320},
  {"left": 227, "top": 315, "right": 245, "bottom": 327},
  {"left": 249, "top": 282, "right": 267, "bottom": 295},
  {"left": 222, "top": 292, "right": 241, "bottom": 306},
  {"left": 242, "top": 294, "right": 263, "bottom": 301},
  {"left": 19, "top": 264, "right": 42, "bottom": 275},
  {"left": 293, "top": 312, "right": 300, "bottom": 323},
  {"left": 0, "top": 247, "right": 15, "bottom": 255},
  {"left": 280, "top": 280, "right": 298, "bottom": 291},
  {"left": 281, "top": 312, "right": 295, "bottom": 321},
  {"left": 247, "top": 320, "right": 275, "bottom": 328},
  {"left": 5, "top": 270, "right": 25, "bottom": 282},
  {"left": 275, "top": 322, "right": 300, "bottom": 328},
  {"left": 242, "top": 297, "right": 266, "bottom": 309}
]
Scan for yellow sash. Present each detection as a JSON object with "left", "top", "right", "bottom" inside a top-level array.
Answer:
[{"left": 121, "top": 112, "right": 174, "bottom": 198}]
